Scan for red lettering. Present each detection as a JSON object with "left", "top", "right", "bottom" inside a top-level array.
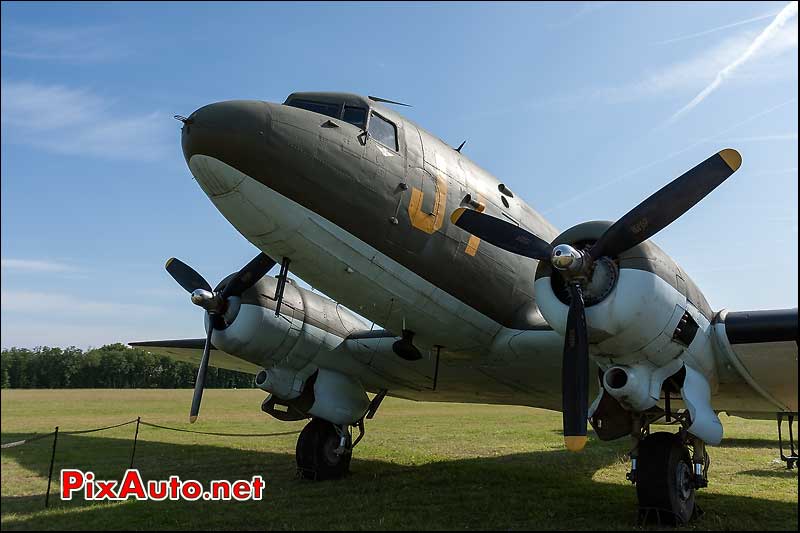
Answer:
[
  {"left": 251, "top": 476, "right": 265, "bottom": 499},
  {"left": 211, "top": 481, "right": 230, "bottom": 500},
  {"left": 181, "top": 480, "right": 202, "bottom": 501},
  {"left": 95, "top": 480, "right": 117, "bottom": 500},
  {"left": 168, "top": 476, "right": 181, "bottom": 499},
  {"left": 232, "top": 481, "right": 249, "bottom": 500},
  {"left": 117, "top": 470, "right": 146, "bottom": 500},
  {"left": 148, "top": 480, "right": 168, "bottom": 501},
  {"left": 60, "top": 469, "right": 84, "bottom": 500}
]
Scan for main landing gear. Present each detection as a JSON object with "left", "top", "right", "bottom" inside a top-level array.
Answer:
[
  {"left": 295, "top": 390, "right": 384, "bottom": 480},
  {"left": 296, "top": 418, "right": 354, "bottom": 480},
  {"left": 627, "top": 416, "right": 709, "bottom": 526}
]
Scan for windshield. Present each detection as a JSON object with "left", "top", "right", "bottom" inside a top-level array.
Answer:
[{"left": 286, "top": 99, "right": 340, "bottom": 119}]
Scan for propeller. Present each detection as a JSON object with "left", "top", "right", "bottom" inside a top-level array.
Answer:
[
  {"left": 165, "top": 252, "right": 276, "bottom": 423},
  {"left": 450, "top": 149, "right": 741, "bottom": 451}
]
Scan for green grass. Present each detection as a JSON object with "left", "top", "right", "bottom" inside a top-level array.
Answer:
[{"left": 1, "top": 389, "right": 797, "bottom": 530}]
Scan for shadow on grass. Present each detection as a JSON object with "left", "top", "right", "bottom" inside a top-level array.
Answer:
[
  {"left": 739, "top": 468, "right": 799, "bottom": 478},
  {"left": 716, "top": 437, "right": 782, "bottom": 449},
  {"left": 1, "top": 432, "right": 797, "bottom": 531}
]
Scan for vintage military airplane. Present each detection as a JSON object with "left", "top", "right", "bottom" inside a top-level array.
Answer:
[{"left": 132, "top": 92, "right": 798, "bottom": 524}]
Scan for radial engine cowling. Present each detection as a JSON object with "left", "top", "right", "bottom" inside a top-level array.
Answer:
[
  {"left": 534, "top": 221, "right": 715, "bottom": 370},
  {"left": 207, "top": 274, "right": 368, "bottom": 371}
]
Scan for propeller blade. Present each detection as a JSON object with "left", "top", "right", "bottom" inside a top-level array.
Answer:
[
  {"left": 189, "top": 326, "right": 213, "bottom": 423},
  {"left": 166, "top": 258, "right": 212, "bottom": 294},
  {"left": 562, "top": 282, "right": 589, "bottom": 452},
  {"left": 220, "top": 253, "right": 276, "bottom": 299},
  {"left": 589, "top": 149, "right": 741, "bottom": 260},
  {"left": 450, "top": 208, "right": 553, "bottom": 260}
]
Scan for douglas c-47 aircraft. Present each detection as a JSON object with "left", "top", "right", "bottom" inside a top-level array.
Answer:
[{"left": 133, "top": 92, "right": 798, "bottom": 523}]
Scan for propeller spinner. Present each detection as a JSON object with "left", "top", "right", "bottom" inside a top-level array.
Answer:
[
  {"left": 451, "top": 149, "right": 742, "bottom": 451},
  {"left": 165, "top": 253, "right": 276, "bottom": 423}
]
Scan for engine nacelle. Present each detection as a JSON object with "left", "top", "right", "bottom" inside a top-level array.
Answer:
[
  {"left": 257, "top": 367, "right": 370, "bottom": 426},
  {"left": 534, "top": 221, "right": 715, "bottom": 371},
  {"left": 207, "top": 275, "right": 369, "bottom": 372},
  {"left": 306, "top": 368, "right": 370, "bottom": 425}
]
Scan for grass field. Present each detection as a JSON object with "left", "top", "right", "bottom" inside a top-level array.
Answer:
[{"left": 1, "top": 389, "right": 797, "bottom": 530}]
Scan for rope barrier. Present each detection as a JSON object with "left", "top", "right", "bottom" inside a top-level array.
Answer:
[
  {"left": 1, "top": 431, "right": 56, "bottom": 449},
  {"left": 61, "top": 419, "right": 139, "bottom": 435},
  {"left": 1, "top": 417, "right": 301, "bottom": 450},
  {"left": 139, "top": 420, "right": 300, "bottom": 437},
  {"left": 1, "top": 415, "right": 303, "bottom": 509}
]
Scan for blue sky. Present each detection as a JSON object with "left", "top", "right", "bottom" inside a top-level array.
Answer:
[{"left": 1, "top": 1, "right": 797, "bottom": 348}]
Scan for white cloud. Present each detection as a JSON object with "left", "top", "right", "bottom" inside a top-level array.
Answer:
[
  {"left": 602, "top": 32, "right": 795, "bottom": 104},
  {"left": 0, "top": 290, "right": 200, "bottom": 349},
  {"left": 542, "top": 98, "right": 796, "bottom": 214},
  {"left": 668, "top": 1, "right": 798, "bottom": 123},
  {"left": 1, "top": 80, "right": 171, "bottom": 160},
  {"left": 1, "top": 25, "right": 125, "bottom": 63},
  {"left": 0, "top": 320, "right": 195, "bottom": 350},
  {"left": 1, "top": 258, "right": 79, "bottom": 273},
  {"left": 1, "top": 290, "right": 165, "bottom": 317},
  {"left": 595, "top": 5, "right": 797, "bottom": 106}
]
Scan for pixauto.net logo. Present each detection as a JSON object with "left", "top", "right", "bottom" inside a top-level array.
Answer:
[{"left": 61, "top": 469, "right": 266, "bottom": 502}]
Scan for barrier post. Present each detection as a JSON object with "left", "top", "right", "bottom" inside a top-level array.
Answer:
[
  {"left": 129, "top": 417, "right": 141, "bottom": 469},
  {"left": 44, "top": 426, "right": 59, "bottom": 508}
]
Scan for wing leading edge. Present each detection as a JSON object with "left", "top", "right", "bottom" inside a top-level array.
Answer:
[{"left": 129, "top": 339, "right": 262, "bottom": 375}]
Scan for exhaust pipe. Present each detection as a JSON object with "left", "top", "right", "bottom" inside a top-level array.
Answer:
[{"left": 603, "top": 363, "right": 658, "bottom": 412}]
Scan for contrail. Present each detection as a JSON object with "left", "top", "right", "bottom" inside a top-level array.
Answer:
[
  {"left": 707, "top": 133, "right": 798, "bottom": 143},
  {"left": 653, "top": 11, "right": 780, "bottom": 45},
  {"left": 542, "top": 98, "right": 796, "bottom": 214},
  {"left": 668, "top": 1, "right": 798, "bottom": 124}
]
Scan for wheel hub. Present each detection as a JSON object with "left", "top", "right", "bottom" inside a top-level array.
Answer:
[
  {"left": 676, "top": 461, "right": 694, "bottom": 502},
  {"left": 322, "top": 435, "right": 341, "bottom": 465}
]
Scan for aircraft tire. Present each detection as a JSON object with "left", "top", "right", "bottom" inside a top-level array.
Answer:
[
  {"left": 636, "top": 431, "right": 695, "bottom": 525},
  {"left": 296, "top": 418, "right": 351, "bottom": 481}
]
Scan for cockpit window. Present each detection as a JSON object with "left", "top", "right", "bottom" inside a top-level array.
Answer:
[
  {"left": 342, "top": 106, "right": 367, "bottom": 129},
  {"left": 368, "top": 112, "right": 397, "bottom": 151},
  {"left": 287, "top": 99, "right": 340, "bottom": 119}
]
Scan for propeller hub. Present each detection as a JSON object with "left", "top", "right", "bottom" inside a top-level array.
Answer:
[
  {"left": 551, "top": 244, "right": 584, "bottom": 272},
  {"left": 191, "top": 289, "right": 220, "bottom": 311}
]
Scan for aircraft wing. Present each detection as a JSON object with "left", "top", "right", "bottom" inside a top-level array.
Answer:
[
  {"left": 715, "top": 308, "right": 798, "bottom": 413},
  {"left": 129, "top": 339, "right": 262, "bottom": 375}
]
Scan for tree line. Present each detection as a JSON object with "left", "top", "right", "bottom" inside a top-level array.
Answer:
[{"left": 0, "top": 343, "right": 254, "bottom": 389}]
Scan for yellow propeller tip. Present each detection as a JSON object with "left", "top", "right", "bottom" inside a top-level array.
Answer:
[
  {"left": 189, "top": 415, "right": 198, "bottom": 424},
  {"left": 450, "top": 207, "right": 466, "bottom": 224},
  {"left": 165, "top": 257, "right": 175, "bottom": 269},
  {"left": 719, "top": 149, "right": 742, "bottom": 172},
  {"left": 564, "top": 436, "right": 587, "bottom": 452}
]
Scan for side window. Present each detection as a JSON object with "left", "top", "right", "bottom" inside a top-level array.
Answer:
[
  {"left": 286, "top": 99, "right": 340, "bottom": 119},
  {"left": 342, "top": 106, "right": 367, "bottom": 129},
  {"left": 367, "top": 112, "right": 398, "bottom": 151}
]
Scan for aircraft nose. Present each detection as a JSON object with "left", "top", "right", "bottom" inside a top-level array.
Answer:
[{"left": 181, "top": 100, "right": 270, "bottom": 172}]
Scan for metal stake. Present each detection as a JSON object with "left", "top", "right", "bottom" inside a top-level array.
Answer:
[
  {"left": 45, "top": 426, "right": 59, "bottom": 508},
  {"left": 129, "top": 417, "right": 141, "bottom": 469}
]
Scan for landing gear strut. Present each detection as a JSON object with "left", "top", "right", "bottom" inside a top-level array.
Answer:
[
  {"left": 777, "top": 412, "right": 798, "bottom": 469},
  {"left": 296, "top": 418, "right": 352, "bottom": 480}
]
